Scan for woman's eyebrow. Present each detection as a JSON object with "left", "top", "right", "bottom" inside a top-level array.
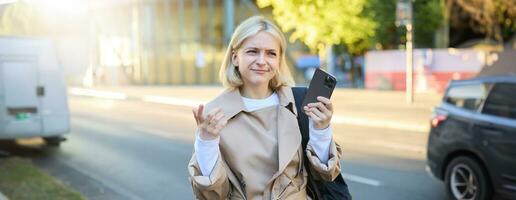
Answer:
[{"left": 243, "top": 47, "right": 278, "bottom": 51}]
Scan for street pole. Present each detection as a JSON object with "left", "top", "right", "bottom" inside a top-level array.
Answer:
[
  {"left": 397, "top": 0, "right": 414, "bottom": 104},
  {"left": 406, "top": 23, "right": 413, "bottom": 104},
  {"left": 224, "top": 0, "right": 235, "bottom": 46}
]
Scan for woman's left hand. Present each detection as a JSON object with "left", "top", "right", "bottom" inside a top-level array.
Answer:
[{"left": 303, "top": 96, "right": 333, "bottom": 130}]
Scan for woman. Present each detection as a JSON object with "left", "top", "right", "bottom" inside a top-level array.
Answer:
[{"left": 188, "top": 16, "right": 342, "bottom": 200}]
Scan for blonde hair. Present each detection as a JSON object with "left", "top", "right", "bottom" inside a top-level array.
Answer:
[{"left": 219, "top": 16, "right": 295, "bottom": 90}]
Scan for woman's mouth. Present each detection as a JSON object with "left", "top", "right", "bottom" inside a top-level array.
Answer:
[{"left": 251, "top": 69, "right": 269, "bottom": 75}]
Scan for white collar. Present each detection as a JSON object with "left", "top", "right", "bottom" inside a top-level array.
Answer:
[{"left": 241, "top": 92, "right": 279, "bottom": 112}]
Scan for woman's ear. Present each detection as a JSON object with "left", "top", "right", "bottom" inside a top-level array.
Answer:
[{"left": 231, "top": 51, "right": 238, "bottom": 67}]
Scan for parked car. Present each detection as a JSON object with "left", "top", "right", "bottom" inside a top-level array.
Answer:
[
  {"left": 427, "top": 75, "right": 516, "bottom": 200},
  {"left": 0, "top": 36, "right": 70, "bottom": 146}
]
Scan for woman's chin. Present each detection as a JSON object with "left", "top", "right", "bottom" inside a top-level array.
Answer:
[{"left": 246, "top": 78, "right": 272, "bottom": 87}]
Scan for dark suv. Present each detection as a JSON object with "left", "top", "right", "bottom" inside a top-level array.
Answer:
[{"left": 427, "top": 75, "right": 516, "bottom": 200}]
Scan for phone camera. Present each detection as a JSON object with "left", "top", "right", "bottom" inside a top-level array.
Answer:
[{"left": 324, "top": 76, "right": 335, "bottom": 87}]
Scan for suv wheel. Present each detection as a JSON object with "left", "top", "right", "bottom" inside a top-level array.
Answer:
[{"left": 445, "top": 156, "right": 491, "bottom": 200}]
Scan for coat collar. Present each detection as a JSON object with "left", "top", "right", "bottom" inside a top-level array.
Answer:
[{"left": 204, "top": 86, "right": 298, "bottom": 120}]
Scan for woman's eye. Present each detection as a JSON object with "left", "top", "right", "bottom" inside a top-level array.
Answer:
[
  {"left": 246, "top": 50, "right": 257, "bottom": 54},
  {"left": 268, "top": 52, "right": 277, "bottom": 56}
]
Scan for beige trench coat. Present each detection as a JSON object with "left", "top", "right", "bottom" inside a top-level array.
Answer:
[{"left": 188, "top": 86, "right": 343, "bottom": 200}]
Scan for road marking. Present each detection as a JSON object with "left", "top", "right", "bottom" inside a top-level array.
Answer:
[
  {"left": 368, "top": 140, "right": 425, "bottom": 153},
  {"left": 142, "top": 95, "right": 203, "bottom": 107},
  {"left": 70, "top": 88, "right": 127, "bottom": 100},
  {"left": 332, "top": 115, "right": 428, "bottom": 133},
  {"left": 342, "top": 172, "right": 382, "bottom": 187}
]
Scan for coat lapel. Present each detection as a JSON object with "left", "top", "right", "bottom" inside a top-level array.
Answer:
[
  {"left": 276, "top": 87, "right": 301, "bottom": 172},
  {"left": 266, "top": 87, "right": 302, "bottom": 185}
]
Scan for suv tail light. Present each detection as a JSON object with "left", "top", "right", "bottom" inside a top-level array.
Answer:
[{"left": 431, "top": 114, "right": 447, "bottom": 128}]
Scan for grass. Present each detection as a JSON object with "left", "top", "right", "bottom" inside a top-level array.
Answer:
[{"left": 0, "top": 157, "right": 85, "bottom": 200}]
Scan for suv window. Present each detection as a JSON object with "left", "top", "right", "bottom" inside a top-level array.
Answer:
[
  {"left": 445, "top": 83, "right": 489, "bottom": 111},
  {"left": 482, "top": 83, "right": 516, "bottom": 120}
]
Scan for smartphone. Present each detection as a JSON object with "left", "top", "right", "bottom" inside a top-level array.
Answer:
[{"left": 302, "top": 68, "right": 337, "bottom": 108}]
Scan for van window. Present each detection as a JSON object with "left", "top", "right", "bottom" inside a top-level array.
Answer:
[
  {"left": 445, "top": 83, "right": 489, "bottom": 111},
  {"left": 482, "top": 83, "right": 516, "bottom": 120}
]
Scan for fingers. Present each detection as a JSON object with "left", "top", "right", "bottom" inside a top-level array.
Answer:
[
  {"left": 211, "top": 111, "right": 224, "bottom": 124},
  {"left": 197, "top": 104, "right": 205, "bottom": 121},
  {"left": 205, "top": 112, "right": 226, "bottom": 135},
  {"left": 192, "top": 109, "right": 199, "bottom": 125},
  {"left": 212, "top": 118, "right": 227, "bottom": 133},
  {"left": 308, "top": 102, "right": 331, "bottom": 117},
  {"left": 316, "top": 96, "right": 333, "bottom": 111},
  {"left": 192, "top": 104, "right": 203, "bottom": 125},
  {"left": 309, "top": 105, "right": 329, "bottom": 121},
  {"left": 306, "top": 102, "right": 331, "bottom": 114},
  {"left": 306, "top": 109, "right": 322, "bottom": 121},
  {"left": 304, "top": 97, "right": 333, "bottom": 129},
  {"left": 205, "top": 108, "right": 222, "bottom": 124}
]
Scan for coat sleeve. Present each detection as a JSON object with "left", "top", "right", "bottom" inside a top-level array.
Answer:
[
  {"left": 305, "top": 139, "right": 343, "bottom": 181},
  {"left": 188, "top": 152, "right": 231, "bottom": 200}
]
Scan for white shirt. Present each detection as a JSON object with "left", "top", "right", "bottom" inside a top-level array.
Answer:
[{"left": 195, "top": 92, "right": 333, "bottom": 176}]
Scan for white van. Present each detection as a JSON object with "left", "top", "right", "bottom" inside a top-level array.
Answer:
[{"left": 0, "top": 36, "right": 70, "bottom": 145}]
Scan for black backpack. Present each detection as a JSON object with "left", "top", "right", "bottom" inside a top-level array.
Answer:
[{"left": 292, "top": 87, "right": 352, "bottom": 200}]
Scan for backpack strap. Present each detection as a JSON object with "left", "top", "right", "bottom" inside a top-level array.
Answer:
[
  {"left": 291, "top": 87, "right": 309, "bottom": 149},
  {"left": 292, "top": 87, "right": 322, "bottom": 199},
  {"left": 292, "top": 87, "right": 352, "bottom": 200}
]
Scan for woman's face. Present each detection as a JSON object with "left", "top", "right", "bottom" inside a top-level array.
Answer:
[{"left": 232, "top": 31, "right": 281, "bottom": 88}]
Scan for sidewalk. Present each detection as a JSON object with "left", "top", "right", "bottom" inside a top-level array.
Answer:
[{"left": 68, "top": 85, "right": 442, "bottom": 133}]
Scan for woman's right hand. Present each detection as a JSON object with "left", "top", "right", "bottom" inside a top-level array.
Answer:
[{"left": 192, "top": 104, "right": 227, "bottom": 140}]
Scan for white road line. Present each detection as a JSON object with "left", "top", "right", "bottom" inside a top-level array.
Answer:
[
  {"left": 69, "top": 88, "right": 127, "bottom": 100},
  {"left": 332, "top": 115, "right": 428, "bottom": 133},
  {"left": 141, "top": 95, "right": 203, "bottom": 107},
  {"left": 342, "top": 172, "right": 382, "bottom": 187}
]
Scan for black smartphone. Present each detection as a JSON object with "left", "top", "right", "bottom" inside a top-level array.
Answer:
[{"left": 302, "top": 68, "right": 337, "bottom": 108}]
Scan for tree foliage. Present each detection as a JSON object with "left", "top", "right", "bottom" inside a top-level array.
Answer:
[
  {"left": 257, "top": 0, "right": 377, "bottom": 55},
  {"left": 413, "top": 0, "right": 443, "bottom": 47},
  {"left": 450, "top": 0, "right": 515, "bottom": 43},
  {"left": 0, "top": 1, "right": 47, "bottom": 36},
  {"left": 0, "top": 1, "right": 41, "bottom": 35},
  {"left": 366, "top": 0, "right": 443, "bottom": 49}
]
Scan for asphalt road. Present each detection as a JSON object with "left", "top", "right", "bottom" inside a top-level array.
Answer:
[{"left": 0, "top": 91, "right": 447, "bottom": 200}]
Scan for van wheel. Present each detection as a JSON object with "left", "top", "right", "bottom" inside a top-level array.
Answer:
[
  {"left": 43, "top": 136, "right": 66, "bottom": 146},
  {"left": 444, "top": 156, "right": 491, "bottom": 200}
]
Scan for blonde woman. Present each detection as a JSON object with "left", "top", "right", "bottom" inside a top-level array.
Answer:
[{"left": 188, "top": 16, "right": 343, "bottom": 200}]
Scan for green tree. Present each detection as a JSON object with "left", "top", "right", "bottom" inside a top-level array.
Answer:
[
  {"left": 364, "top": 0, "right": 398, "bottom": 49},
  {"left": 366, "top": 0, "right": 443, "bottom": 49},
  {"left": 413, "top": 0, "right": 443, "bottom": 47},
  {"left": 257, "top": 0, "right": 377, "bottom": 56},
  {"left": 450, "top": 0, "right": 515, "bottom": 44}
]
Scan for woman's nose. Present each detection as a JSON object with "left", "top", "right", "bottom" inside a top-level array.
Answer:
[{"left": 256, "top": 52, "right": 266, "bottom": 65}]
